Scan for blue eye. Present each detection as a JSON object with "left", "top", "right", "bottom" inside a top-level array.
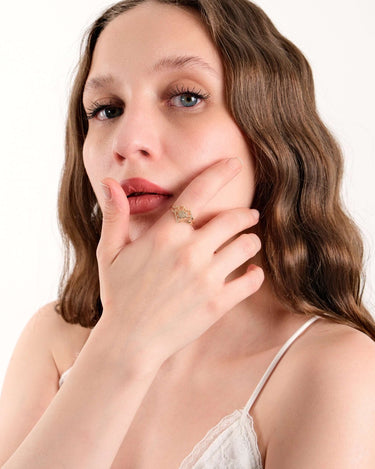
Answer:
[
  {"left": 175, "top": 93, "right": 199, "bottom": 107},
  {"left": 168, "top": 86, "right": 210, "bottom": 108}
]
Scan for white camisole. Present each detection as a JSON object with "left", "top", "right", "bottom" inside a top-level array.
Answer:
[{"left": 59, "top": 315, "right": 320, "bottom": 468}]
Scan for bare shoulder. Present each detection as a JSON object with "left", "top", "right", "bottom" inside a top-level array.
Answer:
[
  {"left": 265, "top": 318, "right": 375, "bottom": 468},
  {"left": 4, "top": 300, "right": 91, "bottom": 376},
  {"left": 0, "top": 301, "right": 92, "bottom": 463},
  {"left": 0, "top": 302, "right": 67, "bottom": 462},
  {"left": 7, "top": 301, "right": 63, "bottom": 363},
  {"left": 293, "top": 318, "right": 375, "bottom": 414},
  {"left": 35, "top": 300, "right": 92, "bottom": 375},
  {"left": 296, "top": 317, "right": 375, "bottom": 379}
]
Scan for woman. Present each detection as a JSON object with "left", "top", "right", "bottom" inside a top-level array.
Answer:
[{"left": 1, "top": 0, "right": 375, "bottom": 467}]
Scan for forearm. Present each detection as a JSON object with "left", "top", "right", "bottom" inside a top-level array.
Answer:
[{"left": 2, "top": 319, "right": 161, "bottom": 469}]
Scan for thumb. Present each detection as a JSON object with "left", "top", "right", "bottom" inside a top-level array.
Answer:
[{"left": 97, "top": 178, "right": 130, "bottom": 264}]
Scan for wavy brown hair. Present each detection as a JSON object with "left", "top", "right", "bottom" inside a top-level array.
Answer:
[{"left": 55, "top": 0, "right": 375, "bottom": 340}]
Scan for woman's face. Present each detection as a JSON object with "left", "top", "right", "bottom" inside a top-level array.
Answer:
[{"left": 82, "top": 0, "right": 255, "bottom": 241}]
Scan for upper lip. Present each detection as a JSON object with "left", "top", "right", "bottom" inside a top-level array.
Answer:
[{"left": 120, "top": 178, "right": 173, "bottom": 197}]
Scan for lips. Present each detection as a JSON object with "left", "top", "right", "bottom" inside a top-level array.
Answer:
[
  {"left": 120, "top": 178, "right": 173, "bottom": 215},
  {"left": 120, "top": 178, "right": 172, "bottom": 198}
]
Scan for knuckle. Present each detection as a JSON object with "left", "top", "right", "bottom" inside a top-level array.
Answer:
[
  {"left": 211, "top": 210, "right": 228, "bottom": 227},
  {"left": 175, "top": 244, "right": 200, "bottom": 270},
  {"left": 153, "top": 227, "right": 175, "bottom": 247},
  {"left": 205, "top": 297, "right": 220, "bottom": 316},
  {"left": 223, "top": 209, "right": 242, "bottom": 225},
  {"left": 232, "top": 209, "right": 244, "bottom": 225},
  {"left": 199, "top": 267, "right": 217, "bottom": 290},
  {"left": 101, "top": 209, "right": 118, "bottom": 225}
]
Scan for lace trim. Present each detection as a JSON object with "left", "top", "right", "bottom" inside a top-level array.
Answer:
[
  {"left": 241, "top": 408, "right": 263, "bottom": 468},
  {"left": 178, "top": 408, "right": 263, "bottom": 468},
  {"left": 59, "top": 380, "right": 263, "bottom": 469},
  {"left": 60, "top": 366, "right": 263, "bottom": 468},
  {"left": 59, "top": 374, "right": 262, "bottom": 469}
]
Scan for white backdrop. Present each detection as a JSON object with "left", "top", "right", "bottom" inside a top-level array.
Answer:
[{"left": 0, "top": 0, "right": 374, "bottom": 390}]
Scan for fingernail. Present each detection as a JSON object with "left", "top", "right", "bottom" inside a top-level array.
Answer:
[
  {"left": 226, "top": 157, "right": 242, "bottom": 171},
  {"left": 100, "top": 182, "right": 112, "bottom": 201}
]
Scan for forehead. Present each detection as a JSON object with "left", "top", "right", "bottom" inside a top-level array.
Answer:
[{"left": 88, "top": 1, "right": 223, "bottom": 79}]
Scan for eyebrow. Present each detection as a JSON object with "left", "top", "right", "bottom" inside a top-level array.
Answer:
[
  {"left": 84, "top": 74, "right": 115, "bottom": 93},
  {"left": 83, "top": 55, "right": 219, "bottom": 93},
  {"left": 151, "top": 55, "right": 219, "bottom": 77}
]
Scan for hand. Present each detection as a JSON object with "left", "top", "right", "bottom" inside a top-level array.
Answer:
[{"left": 96, "top": 158, "right": 264, "bottom": 369}]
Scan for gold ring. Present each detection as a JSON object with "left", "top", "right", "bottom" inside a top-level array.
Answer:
[{"left": 171, "top": 205, "right": 194, "bottom": 225}]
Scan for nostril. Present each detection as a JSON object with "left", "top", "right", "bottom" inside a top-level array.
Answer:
[{"left": 114, "top": 151, "right": 126, "bottom": 162}]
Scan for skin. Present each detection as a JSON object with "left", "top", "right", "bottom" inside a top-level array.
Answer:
[
  {"left": 82, "top": 2, "right": 255, "bottom": 238},
  {"left": 82, "top": 0, "right": 303, "bottom": 375},
  {"left": 1, "top": 2, "right": 375, "bottom": 467}
]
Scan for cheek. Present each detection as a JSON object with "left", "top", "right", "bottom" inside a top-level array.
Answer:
[
  {"left": 82, "top": 141, "right": 95, "bottom": 185},
  {"left": 83, "top": 136, "right": 111, "bottom": 183},
  {"left": 181, "top": 116, "right": 256, "bottom": 226},
  {"left": 196, "top": 116, "right": 255, "bottom": 191},
  {"left": 82, "top": 138, "right": 106, "bottom": 204},
  {"left": 174, "top": 115, "right": 252, "bottom": 170}
]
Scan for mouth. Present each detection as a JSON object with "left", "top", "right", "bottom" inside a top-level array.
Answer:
[
  {"left": 120, "top": 178, "right": 172, "bottom": 197},
  {"left": 127, "top": 191, "right": 169, "bottom": 198},
  {"left": 120, "top": 178, "right": 173, "bottom": 215},
  {"left": 126, "top": 193, "right": 172, "bottom": 215}
]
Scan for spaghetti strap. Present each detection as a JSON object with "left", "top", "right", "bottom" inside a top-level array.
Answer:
[{"left": 243, "top": 316, "right": 320, "bottom": 415}]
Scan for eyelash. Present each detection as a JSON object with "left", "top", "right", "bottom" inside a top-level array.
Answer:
[
  {"left": 85, "top": 85, "right": 211, "bottom": 120},
  {"left": 166, "top": 85, "right": 210, "bottom": 106},
  {"left": 85, "top": 101, "right": 122, "bottom": 121}
]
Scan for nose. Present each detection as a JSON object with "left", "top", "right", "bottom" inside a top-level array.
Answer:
[{"left": 112, "top": 99, "right": 162, "bottom": 164}]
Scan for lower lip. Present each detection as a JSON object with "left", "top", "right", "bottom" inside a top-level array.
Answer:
[{"left": 127, "top": 194, "right": 171, "bottom": 214}]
